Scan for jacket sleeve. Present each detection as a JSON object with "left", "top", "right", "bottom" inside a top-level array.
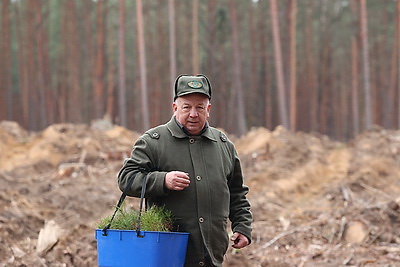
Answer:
[
  {"left": 228, "top": 147, "right": 253, "bottom": 243},
  {"left": 117, "top": 135, "right": 169, "bottom": 198}
]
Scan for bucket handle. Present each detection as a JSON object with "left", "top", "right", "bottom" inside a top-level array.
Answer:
[
  {"left": 136, "top": 173, "right": 148, "bottom": 237},
  {"left": 102, "top": 168, "right": 149, "bottom": 237}
]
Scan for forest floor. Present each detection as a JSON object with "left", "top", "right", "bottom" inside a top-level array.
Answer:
[{"left": 1, "top": 120, "right": 400, "bottom": 267}]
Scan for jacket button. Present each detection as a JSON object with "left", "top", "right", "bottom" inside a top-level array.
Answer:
[
  {"left": 196, "top": 175, "right": 201, "bottom": 181},
  {"left": 189, "top": 138, "right": 195, "bottom": 144},
  {"left": 199, "top": 217, "right": 204, "bottom": 223},
  {"left": 199, "top": 261, "right": 205, "bottom": 266}
]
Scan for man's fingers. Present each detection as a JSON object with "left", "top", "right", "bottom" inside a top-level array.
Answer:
[
  {"left": 176, "top": 172, "right": 190, "bottom": 180},
  {"left": 231, "top": 233, "right": 249, "bottom": 249},
  {"left": 230, "top": 232, "right": 239, "bottom": 241},
  {"left": 174, "top": 178, "right": 190, "bottom": 190},
  {"left": 177, "top": 177, "right": 190, "bottom": 184},
  {"left": 165, "top": 171, "right": 190, "bottom": 190}
]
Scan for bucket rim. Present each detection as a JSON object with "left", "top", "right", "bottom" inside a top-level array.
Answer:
[{"left": 95, "top": 228, "right": 190, "bottom": 235}]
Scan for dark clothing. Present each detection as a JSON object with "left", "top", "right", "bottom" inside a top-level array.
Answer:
[{"left": 117, "top": 116, "right": 252, "bottom": 266}]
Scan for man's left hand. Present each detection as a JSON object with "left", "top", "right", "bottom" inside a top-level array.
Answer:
[{"left": 230, "top": 232, "right": 249, "bottom": 249}]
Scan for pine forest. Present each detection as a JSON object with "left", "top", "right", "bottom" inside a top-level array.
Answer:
[{"left": 0, "top": 0, "right": 400, "bottom": 140}]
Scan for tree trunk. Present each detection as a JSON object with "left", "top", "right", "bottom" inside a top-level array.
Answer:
[
  {"left": 228, "top": 0, "right": 247, "bottom": 136},
  {"left": 192, "top": 0, "right": 199, "bottom": 74},
  {"left": 386, "top": 7, "right": 398, "bottom": 129},
  {"left": 269, "top": 0, "right": 289, "bottom": 129},
  {"left": 168, "top": 0, "right": 177, "bottom": 100},
  {"left": 82, "top": 0, "right": 94, "bottom": 123},
  {"left": 93, "top": 0, "right": 106, "bottom": 119},
  {"left": 205, "top": 0, "right": 219, "bottom": 127},
  {"left": 151, "top": 0, "right": 164, "bottom": 125},
  {"left": 397, "top": 0, "right": 400, "bottom": 128},
  {"left": 106, "top": 29, "right": 116, "bottom": 122},
  {"left": 64, "top": 0, "right": 83, "bottom": 123},
  {"left": 136, "top": 0, "right": 150, "bottom": 131},
  {"left": 34, "top": 0, "right": 49, "bottom": 129},
  {"left": 350, "top": 0, "right": 360, "bottom": 136},
  {"left": 25, "top": 0, "right": 37, "bottom": 129},
  {"left": 258, "top": 0, "right": 272, "bottom": 129},
  {"left": 305, "top": 0, "right": 317, "bottom": 132},
  {"left": 360, "top": 0, "right": 372, "bottom": 130},
  {"left": 351, "top": 38, "right": 360, "bottom": 135},
  {"left": 1, "top": 0, "right": 12, "bottom": 120},
  {"left": 288, "top": 0, "right": 297, "bottom": 132},
  {"left": 118, "top": 0, "right": 127, "bottom": 127},
  {"left": 340, "top": 64, "right": 350, "bottom": 140},
  {"left": 206, "top": 0, "right": 217, "bottom": 78},
  {"left": 248, "top": 4, "right": 258, "bottom": 126},
  {"left": 319, "top": 39, "right": 332, "bottom": 136}
]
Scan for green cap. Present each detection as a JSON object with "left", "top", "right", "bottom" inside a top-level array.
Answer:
[{"left": 174, "top": 74, "right": 212, "bottom": 100}]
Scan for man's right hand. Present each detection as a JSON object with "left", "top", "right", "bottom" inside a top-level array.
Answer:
[{"left": 164, "top": 171, "right": 190, "bottom": 191}]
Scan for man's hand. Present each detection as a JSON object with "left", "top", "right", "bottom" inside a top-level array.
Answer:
[
  {"left": 230, "top": 232, "right": 249, "bottom": 249},
  {"left": 165, "top": 171, "right": 190, "bottom": 191}
]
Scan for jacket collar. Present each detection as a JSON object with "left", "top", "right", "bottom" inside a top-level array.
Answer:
[{"left": 166, "top": 116, "right": 217, "bottom": 142}]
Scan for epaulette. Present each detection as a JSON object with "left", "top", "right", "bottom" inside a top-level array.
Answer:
[
  {"left": 220, "top": 132, "right": 227, "bottom": 142},
  {"left": 146, "top": 129, "right": 160, "bottom": 140}
]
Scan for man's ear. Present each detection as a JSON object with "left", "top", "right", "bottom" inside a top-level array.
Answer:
[
  {"left": 206, "top": 103, "right": 211, "bottom": 118},
  {"left": 172, "top": 102, "right": 178, "bottom": 112}
]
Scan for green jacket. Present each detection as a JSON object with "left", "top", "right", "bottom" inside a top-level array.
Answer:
[{"left": 117, "top": 117, "right": 252, "bottom": 266}]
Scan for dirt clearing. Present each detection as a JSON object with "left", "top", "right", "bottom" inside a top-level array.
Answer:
[{"left": 1, "top": 121, "right": 399, "bottom": 266}]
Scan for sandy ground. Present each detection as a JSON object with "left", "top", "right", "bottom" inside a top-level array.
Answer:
[{"left": 0, "top": 121, "right": 399, "bottom": 267}]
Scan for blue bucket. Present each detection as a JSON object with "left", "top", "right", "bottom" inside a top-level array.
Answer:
[{"left": 95, "top": 229, "right": 189, "bottom": 267}]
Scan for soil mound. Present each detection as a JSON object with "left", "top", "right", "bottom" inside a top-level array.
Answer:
[{"left": 1, "top": 122, "right": 399, "bottom": 266}]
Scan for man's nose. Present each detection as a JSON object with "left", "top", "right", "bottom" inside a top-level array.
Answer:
[{"left": 189, "top": 108, "right": 198, "bottom": 117}]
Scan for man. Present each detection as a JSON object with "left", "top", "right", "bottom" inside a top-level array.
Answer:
[{"left": 117, "top": 74, "right": 252, "bottom": 266}]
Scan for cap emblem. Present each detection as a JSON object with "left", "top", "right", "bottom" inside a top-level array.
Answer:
[{"left": 187, "top": 81, "right": 203, "bottom": 89}]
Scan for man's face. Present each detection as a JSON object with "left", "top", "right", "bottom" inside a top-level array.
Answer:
[{"left": 173, "top": 93, "right": 211, "bottom": 135}]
